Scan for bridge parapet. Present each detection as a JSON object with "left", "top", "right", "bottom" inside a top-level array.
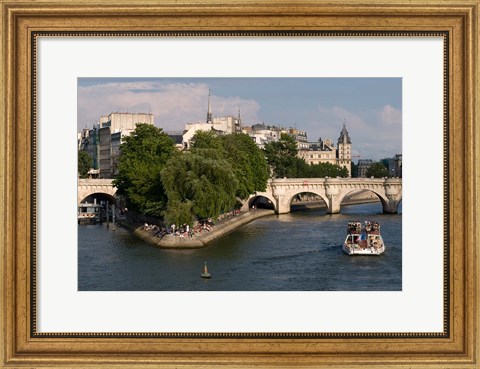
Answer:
[{"left": 78, "top": 178, "right": 115, "bottom": 186}]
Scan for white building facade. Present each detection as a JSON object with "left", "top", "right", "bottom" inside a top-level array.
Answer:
[
  {"left": 79, "top": 112, "right": 155, "bottom": 178},
  {"left": 296, "top": 125, "right": 352, "bottom": 176},
  {"left": 99, "top": 112, "right": 154, "bottom": 133}
]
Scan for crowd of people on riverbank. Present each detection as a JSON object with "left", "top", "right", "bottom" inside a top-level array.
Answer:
[
  {"left": 140, "top": 209, "right": 243, "bottom": 239},
  {"left": 142, "top": 222, "right": 194, "bottom": 238},
  {"left": 217, "top": 209, "right": 241, "bottom": 220}
]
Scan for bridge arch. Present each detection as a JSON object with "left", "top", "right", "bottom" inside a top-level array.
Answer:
[
  {"left": 247, "top": 194, "right": 276, "bottom": 211},
  {"left": 338, "top": 189, "right": 387, "bottom": 210},
  {"left": 284, "top": 190, "right": 329, "bottom": 213},
  {"left": 321, "top": 178, "right": 402, "bottom": 214},
  {"left": 79, "top": 192, "right": 116, "bottom": 205},
  {"left": 78, "top": 179, "right": 117, "bottom": 205}
]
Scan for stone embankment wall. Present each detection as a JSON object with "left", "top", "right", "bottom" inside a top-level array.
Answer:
[{"left": 119, "top": 209, "right": 275, "bottom": 249}]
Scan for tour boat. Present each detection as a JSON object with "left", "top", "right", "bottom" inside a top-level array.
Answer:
[
  {"left": 200, "top": 262, "right": 211, "bottom": 278},
  {"left": 342, "top": 221, "right": 385, "bottom": 255},
  {"left": 77, "top": 202, "right": 102, "bottom": 225}
]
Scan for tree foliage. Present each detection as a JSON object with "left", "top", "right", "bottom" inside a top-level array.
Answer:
[
  {"left": 366, "top": 162, "right": 390, "bottom": 178},
  {"left": 263, "top": 133, "right": 348, "bottom": 178},
  {"left": 263, "top": 133, "right": 299, "bottom": 178},
  {"left": 78, "top": 150, "right": 92, "bottom": 178},
  {"left": 163, "top": 199, "right": 195, "bottom": 229},
  {"left": 161, "top": 149, "right": 238, "bottom": 226},
  {"left": 113, "top": 124, "right": 175, "bottom": 217},
  {"left": 161, "top": 130, "right": 270, "bottom": 226},
  {"left": 219, "top": 133, "right": 269, "bottom": 198},
  {"left": 304, "top": 162, "right": 349, "bottom": 178},
  {"left": 191, "top": 131, "right": 269, "bottom": 199},
  {"left": 189, "top": 130, "right": 222, "bottom": 150}
]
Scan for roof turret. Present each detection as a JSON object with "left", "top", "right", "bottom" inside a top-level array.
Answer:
[{"left": 338, "top": 123, "right": 351, "bottom": 144}]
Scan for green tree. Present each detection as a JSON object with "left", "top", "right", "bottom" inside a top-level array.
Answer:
[
  {"left": 263, "top": 133, "right": 299, "bottom": 178},
  {"left": 78, "top": 150, "right": 92, "bottom": 178},
  {"left": 219, "top": 133, "right": 269, "bottom": 199},
  {"left": 189, "top": 130, "right": 222, "bottom": 150},
  {"left": 305, "top": 162, "right": 349, "bottom": 178},
  {"left": 113, "top": 124, "right": 175, "bottom": 217},
  {"left": 161, "top": 149, "right": 238, "bottom": 225},
  {"left": 366, "top": 162, "right": 390, "bottom": 178},
  {"left": 190, "top": 131, "right": 269, "bottom": 200},
  {"left": 164, "top": 199, "right": 195, "bottom": 228},
  {"left": 263, "top": 134, "right": 349, "bottom": 179},
  {"left": 284, "top": 156, "right": 310, "bottom": 178}
]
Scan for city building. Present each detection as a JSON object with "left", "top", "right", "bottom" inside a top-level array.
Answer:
[
  {"left": 357, "top": 159, "right": 374, "bottom": 178},
  {"left": 79, "top": 112, "right": 154, "bottom": 178},
  {"left": 394, "top": 154, "right": 402, "bottom": 177},
  {"left": 298, "top": 138, "right": 337, "bottom": 166},
  {"left": 79, "top": 125, "right": 100, "bottom": 170},
  {"left": 247, "top": 123, "right": 284, "bottom": 148},
  {"left": 182, "top": 91, "right": 242, "bottom": 149},
  {"left": 166, "top": 131, "right": 185, "bottom": 150},
  {"left": 380, "top": 154, "right": 402, "bottom": 178},
  {"left": 99, "top": 112, "right": 154, "bottom": 132},
  {"left": 297, "top": 125, "right": 353, "bottom": 176},
  {"left": 288, "top": 127, "right": 309, "bottom": 150}
]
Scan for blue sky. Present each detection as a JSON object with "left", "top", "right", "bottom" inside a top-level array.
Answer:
[{"left": 78, "top": 78, "right": 401, "bottom": 160}]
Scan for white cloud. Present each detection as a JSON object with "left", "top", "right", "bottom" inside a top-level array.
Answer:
[
  {"left": 309, "top": 105, "right": 369, "bottom": 140},
  {"left": 379, "top": 104, "right": 402, "bottom": 126},
  {"left": 77, "top": 81, "right": 261, "bottom": 132}
]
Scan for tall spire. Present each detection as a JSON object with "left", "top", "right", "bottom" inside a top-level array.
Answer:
[
  {"left": 235, "top": 105, "right": 242, "bottom": 133},
  {"left": 206, "top": 89, "right": 212, "bottom": 124}
]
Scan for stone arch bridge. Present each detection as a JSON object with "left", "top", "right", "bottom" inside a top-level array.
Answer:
[
  {"left": 246, "top": 177, "right": 402, "bottom": 214},
  {"left": 78, "top": 178, "right": 116, "bottom": 205},
  {"left": 77, "top": 177, "right": 402, "bottom": 214}
]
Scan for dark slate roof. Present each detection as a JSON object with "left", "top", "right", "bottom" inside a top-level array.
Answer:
[{"left": 338, "top": 124, "right": 351, "bottom": 144}]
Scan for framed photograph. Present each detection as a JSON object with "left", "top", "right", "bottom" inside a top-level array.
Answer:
[{"left": 1, "top": 1, "right": 478, "bottom": 368}]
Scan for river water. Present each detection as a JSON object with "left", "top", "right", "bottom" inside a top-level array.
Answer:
[{"left": 78, "top": 202, "right": 402, "bottom": 291}]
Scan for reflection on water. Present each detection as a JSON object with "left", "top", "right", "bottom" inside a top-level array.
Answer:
[{"left": 78, "top": 202, "right": 401, "bottom": 291}]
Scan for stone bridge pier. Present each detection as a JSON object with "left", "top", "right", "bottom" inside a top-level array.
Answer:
[
  {"left": 273, "top": 186, "right": 290, "bottom": 215},
  {"left": 325, "top": 182, "right": 341, "bottom": 214}
]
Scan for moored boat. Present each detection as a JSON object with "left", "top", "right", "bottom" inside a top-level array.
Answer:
[
  {"left": 343, "top": 220, "right": 385, "bottom": 255},
  {"left": 78, "top": 202, "right": 102, "bottom": 225}
]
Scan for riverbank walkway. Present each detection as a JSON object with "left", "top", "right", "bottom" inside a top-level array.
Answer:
[
  {"left": 117, "top": 194, "right": 382, "bottom": 249},
  {"left": 119, "top": 209, "right": 275, "bottom": 249}
]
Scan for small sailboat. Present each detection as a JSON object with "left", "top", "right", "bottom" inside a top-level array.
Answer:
[{"left": 200, "top": 261, "right": 211, "bottom": 278}]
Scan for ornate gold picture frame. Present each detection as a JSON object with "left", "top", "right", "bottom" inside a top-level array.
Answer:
[{"left": 1, "top": 0, "right": 478, "bottom": 367}]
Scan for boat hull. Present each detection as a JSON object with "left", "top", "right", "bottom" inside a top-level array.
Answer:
[{"left": 342, "top": 242, "right": 385, "bottom": 255}]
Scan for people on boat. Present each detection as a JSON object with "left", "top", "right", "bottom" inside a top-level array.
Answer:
[
  {"left": 345, "top": 220, "right": 384, "bottom": 253},
  {"left": 347, "top": 221, "right": 362, "bottom": 234}
]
